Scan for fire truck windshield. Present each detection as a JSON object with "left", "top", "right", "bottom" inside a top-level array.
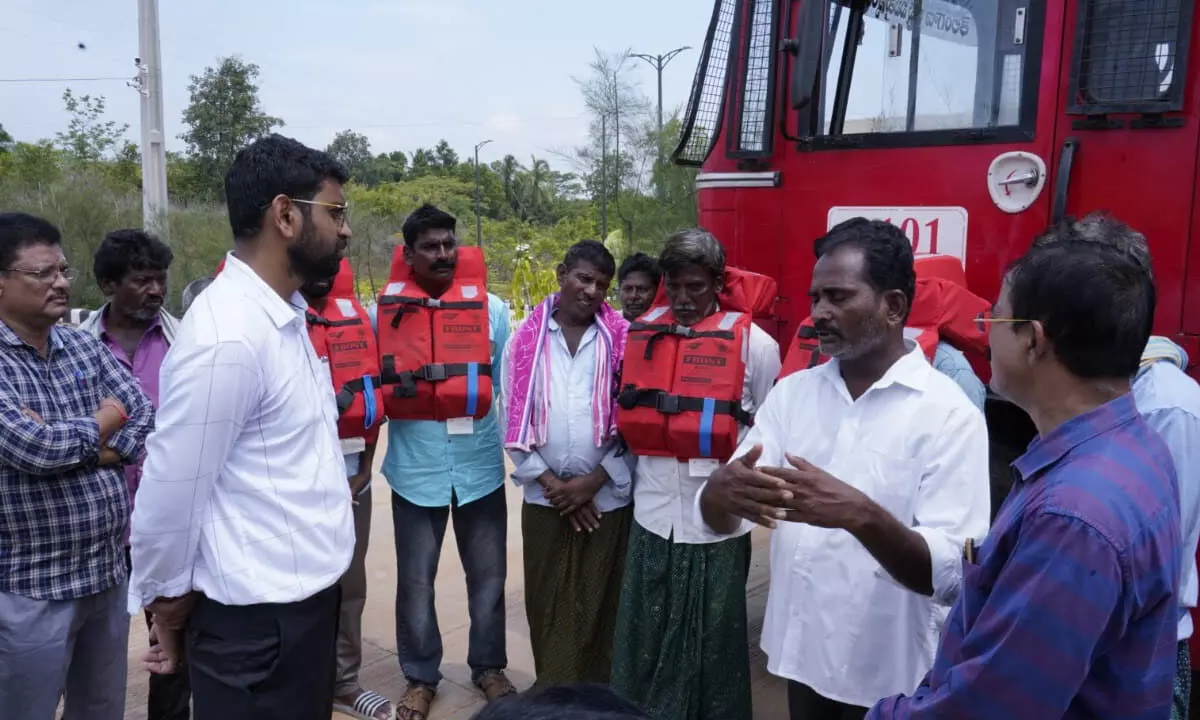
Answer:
[{"left": 801, "top": 1, "right": 1033, "bottom": 138}]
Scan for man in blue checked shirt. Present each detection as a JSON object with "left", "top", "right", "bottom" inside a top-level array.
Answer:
[{"left": 0, "top": 212, "right": 154, "bottom": 720}]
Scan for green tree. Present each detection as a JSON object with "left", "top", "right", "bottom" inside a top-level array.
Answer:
[
  {"left": 54, "top": 90, "right": 129, "bottom": 163},
  {"left": 0, "top": 124, "right": 13, "bottom": 154},
  {"left": 180, "top": 56, "right": 283, "bottom": 199},
  {"left": 326, "top": 130, "right": 373, "bottom": 181},
  {"left": 434, "top": 140, "right": 459, "bottom": 170}
]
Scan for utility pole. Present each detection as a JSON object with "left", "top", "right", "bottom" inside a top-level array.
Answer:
[
  {"left": 632, "top": 46, "right": 691, "bottom": 164},
  {"left": 599, "top": 115, "right": 608, "bottom": 240},
  {"left": 133, "top": 0, "right": 168, "bottom": 241},
  {"left": 473, "top": 139, "right": 493, "bottom": 248}
]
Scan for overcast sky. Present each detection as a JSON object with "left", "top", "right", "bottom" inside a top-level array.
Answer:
[{"left": 2, "top": 0, "right": 709, "bottom": 169}]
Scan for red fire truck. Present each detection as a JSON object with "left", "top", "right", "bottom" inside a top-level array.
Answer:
[{"left": 674, "top": 0, "right": 1199, "bottom": 674}]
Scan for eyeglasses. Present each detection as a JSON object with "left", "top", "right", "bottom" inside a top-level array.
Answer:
[
  {"left": 975, "top": 309, "right": 1031, "bottom": 333},
  {"left": 287, "top": 198, "right": 350, "bottom": 230},
  {"left": 4, "top": 264, "right": 77, "bottom": 284}
]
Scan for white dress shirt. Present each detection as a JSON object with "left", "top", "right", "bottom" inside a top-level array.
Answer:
[
  {"left": 634, "top": 320, "right": 780, "bottom": 545},
  {"left": 700, "top": 342, "right": 989, "bottom": 708},
  {"left": 128, "top": 253, "right": 354, "bottom": 610},
  {"left": 500, "top": 319, "right": 635, "bottom": 512}
]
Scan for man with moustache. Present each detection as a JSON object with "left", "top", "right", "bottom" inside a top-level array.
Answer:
[
  {"left": 502, "top": 240, "right": 634, "bottom": 686},
  {"left": 369, "top": 204, "right": 514, "bottom": 720},
  {"left": 128, "top": 135, "right": 356, "bottom": 719},
  {"left": 610, "top": 228, "right": 781, "bottom": 720},
  {"left": 698, "top": 218, "right": 990, "bottom": 720},
  {"left": 617, "top": 252, "right": 660, "bottom": 322},
  {"left": 0, "top": 213, "right": 155, "bottom": 719},
  {"left": 79, "top": 229, "right": 191, "bottom": 720}
]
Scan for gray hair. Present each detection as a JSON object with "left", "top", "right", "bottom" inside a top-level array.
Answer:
[
  {"left": 1033, "top": 212, "right": 1153, "bottom": 279},
  {"left": 658, "top": 228, "right": 726, "bottom": 281},
  {"left": 181, "top": 276, "right": 214, "bottom": 315}
]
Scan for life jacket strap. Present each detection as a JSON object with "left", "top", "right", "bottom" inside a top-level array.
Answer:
[
  {"left": 616, "top": 386, "right": 753, "bottom": 427},
  {"left": 380, "top": 358, "right": 493, "bottom": 398}
]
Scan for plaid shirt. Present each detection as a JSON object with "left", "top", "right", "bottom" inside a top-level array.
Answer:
[{"left": 0, "top": 320, "right": 154, "bottom": 600}]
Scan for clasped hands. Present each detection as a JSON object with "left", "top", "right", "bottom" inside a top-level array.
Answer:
[
  {"left": 704, "top": 444, "right": 868, "bottom": 531},
  {"left": 540, "top": 467, "right": 609, "bottom": 533}
]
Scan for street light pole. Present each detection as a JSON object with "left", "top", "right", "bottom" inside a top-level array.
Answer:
[
  {"left": 134, "top": 0, "right": 168, "bottom": 239},
  {"left": 473, "top": 139, "right": 493, "bottom": 248},
  {"left": 631, "top": 46, "right": 691, "bottom": 163}
]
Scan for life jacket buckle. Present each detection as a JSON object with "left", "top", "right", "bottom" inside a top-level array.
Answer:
[
  {"left": 421, "top": 363, "right": 448, "bottom": 382},
  {"left": 655, "top": 393, "right": 681, "bottom": 415}
]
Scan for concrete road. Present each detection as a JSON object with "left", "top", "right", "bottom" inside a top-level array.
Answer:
[{"left": 121, "top": 446, "right": 788, "bottom": 719}]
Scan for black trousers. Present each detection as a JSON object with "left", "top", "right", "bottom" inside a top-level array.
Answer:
[
  {"left": 788, "top": 681, "right": 869, "bottom": 720},
  {"left": 186, "top": 585, "right": 340, "bottom": 720},
  {"left": 127, "top": 548, "right": 192, "bottom": 720}
]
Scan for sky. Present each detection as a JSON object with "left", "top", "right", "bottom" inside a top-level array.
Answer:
[{"left": 1, "top": 0, "right": 711, "bottom": 169}]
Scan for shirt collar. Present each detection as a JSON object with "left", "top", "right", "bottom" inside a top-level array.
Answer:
[
  {"left": 820, "top": 340, "right": 931, "bottom": 398},
  {"left": 0, "top": 319, "right": 65, "bottom": 351},
  {"left": 97, "top": 303, "right": 163, "bottom": 340},
  {"left": 222, "top": 252, "right": 308, "bottom": 329},
  {"left": 1012, "top": 392, "right": 1139, "bottom": 484}
]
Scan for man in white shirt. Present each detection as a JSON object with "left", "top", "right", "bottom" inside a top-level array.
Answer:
[
  {"left": 128, "top": 134, "right": 355, "bottom": 719},
  {"left": 698, "top": 218, "right": 990, "bottom": 720},
  {"left": 610, "top": 228, "right": 781, "bottom": 720},
  {"left": 501, "top": 240, "right": 635, "bottom": 686}
]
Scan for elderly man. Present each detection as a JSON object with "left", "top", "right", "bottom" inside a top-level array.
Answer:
[
  {"left": 0, "top": 212, "right": 154, "bottom": 719},
  {"left": 698, "top": 218, "right": 990, "bottom": 720},
  {"left": 610, "top": 228, "right": 781, "bottom": 720}
]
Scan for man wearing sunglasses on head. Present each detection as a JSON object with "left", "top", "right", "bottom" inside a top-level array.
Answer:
[{"left": 0, "top": 212, "right": 155, "bottom": 720}]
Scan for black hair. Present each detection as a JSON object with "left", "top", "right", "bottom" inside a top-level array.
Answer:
[
  {"left": 401, "top": 203, "right": 458, "bottom": 247},
  {"left": 470, "top": 684, "right": 650, "bottom": 720},
  {"left": 1007, "top": 227, "right": 1155, "bottom": 379},
  {"left": 93, "top": 228, "right": 174, "bottom": 286},
  {"left": 224, "top": 134, "right": 349, "bottom": 240},
  {"left": 813, "top": 217, "right": 916, "bottom": 317},
  {"left": 562, "top": 240, "right": 616, "bottom": 278},
  {"left": 618, "top": 252, "right": 661, "bottom": 285},
  {"left": 0, "top": 212, "right": 61, "bottom": 270},
  {"left": 659, "top": 228, "right": 726, "bottom": 281}
]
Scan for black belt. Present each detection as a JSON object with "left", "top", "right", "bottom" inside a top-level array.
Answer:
[
  {"left": 380, "top": 357, "right": 493, "bottom": 399},
  {"left": 379, "top": 295, "right": 486, "bottom": 329},
  {"left": 616, "top": 386, "right": 753, "bottom": 427},
  {"left": 307, "top": 314, "right": 364, "bottom": 329},
  {"left": 334, "top": 375, "right": 382, "bottom": 415},
  {"left": 628, "top": 321, "right": 735, "bottom": 361}
]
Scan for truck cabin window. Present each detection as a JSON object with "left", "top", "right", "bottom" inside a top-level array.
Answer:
[{"left": 801, "top": 0, "right": 1038, "bottom": 139}]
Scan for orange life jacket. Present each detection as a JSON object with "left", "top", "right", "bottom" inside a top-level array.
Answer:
[
  {"left": 618, "top": 268, "right": 777, "bottom": 461},
  {"left": 213, "top": 256, "right": 386, "bottom": 443},
  {"left": 376, "top": 245, "right": 493, "bottom": 421},
  {"left": 779, "top": 255, "right": 991, "bottom": 380},
  {"left": 306, "top": 261, "right": 386, "bottom": 444}
]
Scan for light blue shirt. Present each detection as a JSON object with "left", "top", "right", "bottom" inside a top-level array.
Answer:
[
  {"left": 500, "top": 318, "right": 634, "bottom": 513},
  {"left": 1134, "top": 339, "right": 1200, "bottom": 641},
  {"left": 369, "top": 294, "right": 510, "bottom": 508},
  {"left": 932, "top": 341, "right": 986, "bottom": 412}
]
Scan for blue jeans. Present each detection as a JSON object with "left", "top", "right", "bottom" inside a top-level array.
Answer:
[{"left": 391, "top": 486, "right": 508, "bottom": 686}]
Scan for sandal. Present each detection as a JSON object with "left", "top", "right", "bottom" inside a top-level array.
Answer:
[
  {"left": 473, "top": 670, "right": 517, "bottom": 702},
  {"left": 333, "top": 688, "right": 394, "bottom": 720},
  {"left": 396, "top": 682, "right": 436, "bottom": 720}
]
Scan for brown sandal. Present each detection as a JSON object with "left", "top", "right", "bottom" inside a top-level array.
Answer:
[
  {"left": 396, "top": 682, "right": 436, "bottom": 720},
  {"left": 473, "top": 670, "right": 517, "bottom": 702}
]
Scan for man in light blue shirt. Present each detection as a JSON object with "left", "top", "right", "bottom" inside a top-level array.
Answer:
[
  {"left": 1135, "top": 336, "right": 1200, "bottom": 720},
  {"left": 368, "top": 204, "right": 514, "bottom": 719},
  {"left": 932, "top": 341, "right": 986, "bottom": 412}
]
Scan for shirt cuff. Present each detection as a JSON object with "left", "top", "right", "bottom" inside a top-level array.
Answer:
[
  {"left": 127, "top": 574, "right": 193, "bottom": 615},
  {"left": 912, "top": 525, "right": 965, "bottom": 607},
  {"left": 106, "top": 425, "right": 142, "bottom": 463},
  {"left": 509, "top": 449, "right": 550, "bottom": 487},
  {"left": 690, "top": 479, "right": 753, "bottom": 537},
  {"left": 600, "top": 450, "right": 634, "bottom": 502}
]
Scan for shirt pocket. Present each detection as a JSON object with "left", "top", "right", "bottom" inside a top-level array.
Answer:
[
  {"left": 852, "top": 449, "right": 921, "bottom": 525},
  {"left": 956, "top": 555, "right": 990, "bottom": 633}
]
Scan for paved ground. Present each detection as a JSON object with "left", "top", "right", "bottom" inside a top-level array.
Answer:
[{"left": 121, "top": 446, "right": 787, "bottom": 719}]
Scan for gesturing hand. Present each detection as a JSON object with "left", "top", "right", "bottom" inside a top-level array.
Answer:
[
  {"left": 701, "top": 445, "right": 794, "bottom": 529},
  {"left": 760, "top": 454, "right": 868, "bottom": 530}
]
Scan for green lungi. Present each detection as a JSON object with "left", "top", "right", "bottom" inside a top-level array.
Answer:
[
  {"left": 1174, "top": 640, "right": 1191, "bottom": 720},
  {"left": 610, "top": 521, "right": 753, "bottom": 720},
  {"left": 522, "top": 502, "right": 633, "bottom": 687}
]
